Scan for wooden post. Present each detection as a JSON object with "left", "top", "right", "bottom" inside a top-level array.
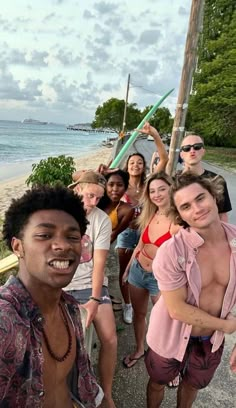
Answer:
[{"left": 166, "top": 0, "right": 205, "bottom": 175}]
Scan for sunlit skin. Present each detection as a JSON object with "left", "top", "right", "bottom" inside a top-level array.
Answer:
[
  {"left": 173, "top": 183, "right": 219, "bottom": 231},
  {"left": 180, "top": 135, "right": 205, "bottom": 170},
  {"left": 106, "top": 174, "right": 126, "bottom": 204},
  {"left": 74, "top": 183, "right": 104, "bottom": 214}
]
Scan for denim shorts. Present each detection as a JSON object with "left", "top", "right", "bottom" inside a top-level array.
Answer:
[
  {"left": 116, "top": 228, "right": 140, "bottom": 250},
  {"left": 67, "top": 286, "right": 111, "bottom": 305},
  {"left": 128, "top": 258, "right": 159, "bottom": 296}
]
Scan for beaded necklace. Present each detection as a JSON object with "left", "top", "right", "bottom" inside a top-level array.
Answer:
[{"left": 42, "top": 303, "right": 72, "bottom": 362}]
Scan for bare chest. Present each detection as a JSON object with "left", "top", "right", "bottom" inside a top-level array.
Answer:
[
  {"left": 196, "top": 243, "right": 231, "bottom": 289},
  {"left": 42, "top": 311, "right": 77, "bottom": 407}
]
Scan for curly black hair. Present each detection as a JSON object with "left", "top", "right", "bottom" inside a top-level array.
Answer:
[
  {"left": 3, "top": 185, "right": 88, "bottom": 250},
  {"left": 97, "top": 169, "right": 129, "bottom": 210}
]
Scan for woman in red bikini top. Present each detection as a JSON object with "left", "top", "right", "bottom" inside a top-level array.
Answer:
[
  {"left": 125, "top": 171, "right": 181, "bottom": 276},
  {"left": 122, "top": 172, "right": 181, "bottom": 370}
]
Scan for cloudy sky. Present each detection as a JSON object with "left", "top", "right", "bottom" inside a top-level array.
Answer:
[{"left": 1, "top": 0, "right": 191, "bottom": 124}]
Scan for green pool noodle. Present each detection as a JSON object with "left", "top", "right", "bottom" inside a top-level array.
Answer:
[{"left": 110, "top": 88, "right": 174, "bottom": 168}]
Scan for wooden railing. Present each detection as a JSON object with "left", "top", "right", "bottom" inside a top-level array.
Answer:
[{"left": 0, "top": 254, "right": 18, "bottom": 275}]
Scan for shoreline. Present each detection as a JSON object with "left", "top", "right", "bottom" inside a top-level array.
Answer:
[{"left": 0, "top": 147, "right": 113, "bottom": 218}]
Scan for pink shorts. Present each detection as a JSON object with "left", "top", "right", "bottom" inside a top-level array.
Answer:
[{"left": 145, "top": 336, "right": 224, "bottom": 390}]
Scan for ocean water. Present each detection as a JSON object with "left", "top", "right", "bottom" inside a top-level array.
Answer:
[{"left": 0, "top": 120, "right": 115, "bottom": 181}]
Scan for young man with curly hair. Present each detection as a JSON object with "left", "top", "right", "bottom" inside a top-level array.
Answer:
[{"left": 0, "top": 185, "right": 103, "bottom": 408}]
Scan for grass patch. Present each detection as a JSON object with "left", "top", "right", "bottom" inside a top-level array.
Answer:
[{"left": 204, "top": 147, "right": 236, "bottom": 172}]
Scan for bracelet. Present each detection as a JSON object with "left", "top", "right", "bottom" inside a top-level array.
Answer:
[{"left": 89, "top": 296, "right": 101, "bottom": 303}]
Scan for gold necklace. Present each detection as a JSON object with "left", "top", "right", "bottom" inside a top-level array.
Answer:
[
  {"left": 155, "top": 211, "right": 167, "bottom": 224},
  {"left": 129, "top": 183, "right": 141, "bottom": 194}
]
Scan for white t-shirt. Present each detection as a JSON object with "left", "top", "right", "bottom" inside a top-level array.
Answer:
[{"left": 65, "top": 207, "right": 112, "bottom": 290}]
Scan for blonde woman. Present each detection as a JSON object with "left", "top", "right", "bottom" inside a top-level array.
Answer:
[{"left": 122, "top": 172, "right": 181, "bottom": 369}]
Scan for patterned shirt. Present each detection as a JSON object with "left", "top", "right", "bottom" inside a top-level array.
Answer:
[{"left": 0, "top": 276, "right": 101, "bottom": 408}]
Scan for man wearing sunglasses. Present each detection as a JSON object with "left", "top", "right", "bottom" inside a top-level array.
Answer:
[{"left": 179, "top": 134, "right": 232, "bottom": 221}]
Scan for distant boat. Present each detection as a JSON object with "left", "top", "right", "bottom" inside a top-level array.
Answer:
[{"left": 22, "top": 118, "right": 48, "bottom": 125}]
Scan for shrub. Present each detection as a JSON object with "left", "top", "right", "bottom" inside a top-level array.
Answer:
[{"left": 26, "top": 155, "right": 76, "bottom": 187}]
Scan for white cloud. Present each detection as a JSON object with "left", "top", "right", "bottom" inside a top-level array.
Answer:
[{"left": 0, "top": 0, "right": 192, "bottom": 123}]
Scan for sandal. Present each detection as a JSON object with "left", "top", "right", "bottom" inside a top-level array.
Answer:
[{"left": 122, "top": 352, "right": 145, "bottom": 368}]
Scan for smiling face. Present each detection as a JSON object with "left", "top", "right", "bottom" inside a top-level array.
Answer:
[
  {"left": 149, "top": 179, "right": 170, "bottom": 209},
  {"left": 180, "top": 135, "right": 205, "bottom": 167},
  {"left": 173, "top": 183, "right": 219, "bottom": 230},
  {"left": 106, "top": 174, "right": 126, "bottom": 203},
  {"left": 127, "top": 154, "right": 145, "bottom": 177},
  {"left": 12, "top": 209, "right": 82, "bottom": 290}
]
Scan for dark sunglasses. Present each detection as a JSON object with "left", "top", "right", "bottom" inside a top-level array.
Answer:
[{"left": 180, "top": 143, "right": 204, "bottom": 153}]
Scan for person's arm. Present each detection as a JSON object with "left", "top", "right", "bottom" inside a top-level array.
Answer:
[
  {"left": 110, "top": 206, "right": 135, "bottom": 243},
  {"left": 82, "top": 248, "right": 109, "bottom": 328},
  {"left": 139, "top": 122, "right": 168, "bottom": 172},
  {"left": 161, "top": 285, "right": 236, "bottom": 334},
  {"left": 122, "top": 234, "right": 144, "bottom": 283}
]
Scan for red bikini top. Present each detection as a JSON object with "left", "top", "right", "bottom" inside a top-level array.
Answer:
[{"left": 142, "top": 223, "right": 172, "bottom": 247}]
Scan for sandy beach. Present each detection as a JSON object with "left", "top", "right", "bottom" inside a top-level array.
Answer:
[{"left": 0, "top": 147, "right": 112, "bottom": 218}]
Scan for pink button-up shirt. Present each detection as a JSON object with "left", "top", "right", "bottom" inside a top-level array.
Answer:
[{"left": 147, "top": 223, "right": 236, "bottom": 362}]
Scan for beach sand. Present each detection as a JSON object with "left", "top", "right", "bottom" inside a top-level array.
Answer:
[{"left": 0, "top": 147, "right": 112, "bottom": 218}]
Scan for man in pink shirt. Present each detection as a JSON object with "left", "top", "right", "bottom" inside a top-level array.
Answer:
[{"left": 145, "top": 172, "right": 236, "bottom": 408}]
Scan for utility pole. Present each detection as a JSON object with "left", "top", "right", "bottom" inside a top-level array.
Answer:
[
  {"left": 121, "top": 73, "right": 130, "bottom": 137},
  {"left": 166, "top": 0, "right": 205, "bottom": 176}
]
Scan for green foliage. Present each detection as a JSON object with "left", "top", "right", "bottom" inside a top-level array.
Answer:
[
  {"left": 187, "top": 0, "right": 236, "bottom": 146},
  {"left": 91, "top": 98, "right": 173, "bottom": 134},
  {"left": 141, "top": 106, "right": 173, "bottom": 134},
  {"left": 91, "top": 98, "right": 142, "bottom": 132},
  {"left": 26, "top": 155, "right": 76, "bottom": 187}
]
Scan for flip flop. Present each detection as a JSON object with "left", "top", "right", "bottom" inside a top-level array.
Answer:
[
  {"left": 122, "top": 353, "right": 145, "bottom": 368},
  {"left": 110, "top": 295, "right": 122, "bottom": 304}
]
